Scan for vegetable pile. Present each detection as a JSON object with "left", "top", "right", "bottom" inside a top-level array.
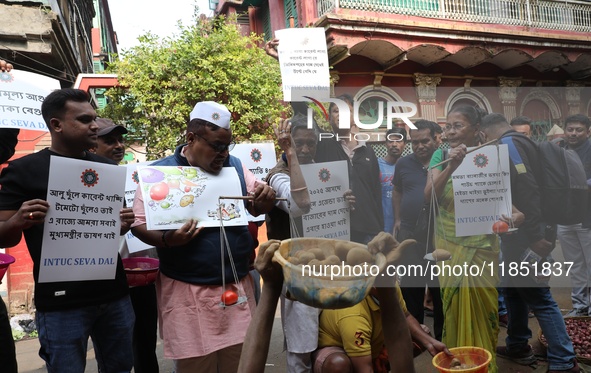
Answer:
[
  {"left": 540, "top": 317, "right": 591, "bottom": 359},
  {"left": 449, "top": 357, "right": 477, "bottom": 369}
]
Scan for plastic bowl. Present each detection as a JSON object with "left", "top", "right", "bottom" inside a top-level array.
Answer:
[
  {"left": 432, "top": 346, "right": 492, "bottom": 373},
  {"left": 0, "top": 253, "right": 15, "bottom": 283},
  {"left": 273, "top": 238, "right": 386, "bottom": 309},
  {"left": 122, "top": 257, "right": 159, "bottom": 287}
]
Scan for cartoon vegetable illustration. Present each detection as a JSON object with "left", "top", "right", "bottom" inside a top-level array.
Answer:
[
  {"left": 149, "top": 182, "right": 169, "bottom": 201},
  {"left": 180, "top": 195, "right": 194, "bottom": 207}
]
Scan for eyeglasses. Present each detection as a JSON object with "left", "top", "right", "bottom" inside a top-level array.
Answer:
[
  {"left": 193, "top": 133, "right": 235, "bottom": 153},
  {"left": 444, "top": 123, "right": 468, "bottom": 132}
]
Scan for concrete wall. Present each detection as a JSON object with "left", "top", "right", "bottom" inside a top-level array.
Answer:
[{"left": 0, "top": 4, "right": 55, "bottom": 54}]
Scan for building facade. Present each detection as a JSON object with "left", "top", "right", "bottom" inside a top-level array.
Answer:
[
  {"left": 0, "top": 0, "right": 117, "bottom": 312},
  {"left": 215, "top": 0, "right": 591, "bottom": 144}
]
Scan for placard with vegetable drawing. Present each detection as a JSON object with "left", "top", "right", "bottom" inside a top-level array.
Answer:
[{"left": 138, "top": 165, "right": 247, "bottom": 230}]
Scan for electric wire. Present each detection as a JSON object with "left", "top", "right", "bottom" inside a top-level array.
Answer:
[
  {"left": 0, "top": 53, "right": 77, "bottom": 84},
  {"left": 0, "top": 43, "right": 79, "bottom": 81}
]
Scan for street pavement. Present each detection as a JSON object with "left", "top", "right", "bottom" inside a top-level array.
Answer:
[
  {"left": 15, "top": 246, "right": 589, "bottom": 372},
  {"left": 15, "top": 288, "right": 585, "bottom": 372}
]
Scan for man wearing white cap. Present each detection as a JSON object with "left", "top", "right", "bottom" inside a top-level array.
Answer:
[{"left": 131, "top": 101, "right": 276, "bottom": 373}]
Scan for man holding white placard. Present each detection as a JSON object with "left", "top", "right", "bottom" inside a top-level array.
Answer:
[
  {"left": 480, "top": 113, "right": 578, "bottom": 373},
  {"left": 0, "top": 88, "right": 135, "bottom": 373},
  {"left": 266, "top": 114, "right": 321, "bottom": 373},
  {"left": 315, "top": 94, "right": 383, "bottom": 244},
  {"left": 265, "top": 38, "right": 382, "bottom": 244},
  {"left": 131, "top": 101, "right": 276, "bottom": 373}
]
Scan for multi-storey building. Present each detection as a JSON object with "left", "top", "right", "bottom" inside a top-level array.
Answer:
[
  {"left": 0, "top": 0, "right": 117, "bottom": 312},
  {"left": 215, "top": 0, "right": 591, "bottom": 143}
]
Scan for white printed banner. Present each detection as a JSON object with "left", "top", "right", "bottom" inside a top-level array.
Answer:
[
  {"left": 0, "top": 69, "right": 60, "bottom": 131},
  {"left": 451, "top": 144, "right": 512, "bottom": 237},
  {"left": 138, "top": 166, "right": 247, "bottom": 230},
  {"left": 300, "top": 161, "right": 350, "bottom": 240},
  {"left": 39, "top": 157, "right": 126, "bottom": 282},
  {"left": 275, "top": 28, "right": 330, "bottom": 102}
]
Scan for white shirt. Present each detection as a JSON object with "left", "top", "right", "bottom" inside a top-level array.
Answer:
[{"left": 269, "top": 172, "right": 311, "bottom": 217}]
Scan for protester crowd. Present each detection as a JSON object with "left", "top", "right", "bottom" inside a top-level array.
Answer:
[{"left": 0, "top": 53, "right": 590, "bottom": 373}]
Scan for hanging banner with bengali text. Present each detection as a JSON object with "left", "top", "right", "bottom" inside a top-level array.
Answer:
[
  {"left": 275, "top": 28, "right": 330, "bottom": 102},
  {"left": 451, "top": 144, "right": 512, "bottom": 237},
  {"left": 0, "top": 69, "right": 60, "bottom": 131}
]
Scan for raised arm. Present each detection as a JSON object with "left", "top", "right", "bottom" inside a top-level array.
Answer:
[
  {"left": 237, "top": 240, "right": 283, "bottom": 373},
  {"left": 424, "top": 145, "right": 467, "bottom": 201},
  {"left": 405, "top": 312, "right": 450, "bottom": 357},
  {"left": 376, "top": 286, "right": 415, "bottom": 373},
  {"left": 367, "top": 232, "right": 415, "bottom": 372},
  {"left": 276, "top": 119, "right": 311, "bottom": 212},
  {"left": 264, "top": 38, "right": 279, "bottom": 60}
]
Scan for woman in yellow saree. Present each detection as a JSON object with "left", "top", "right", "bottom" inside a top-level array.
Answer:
[{"left": 425, "top": 105, "right": 500, "bottom": 373}]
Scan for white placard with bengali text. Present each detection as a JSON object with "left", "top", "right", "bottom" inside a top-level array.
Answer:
[
  {"left": 300, "top": 161, "right": 350, "bottom": 240},
  {"left": 124, "top": 162, "right": 155, "bottom": 254},
  {"left": 138, "top": 165, "right": 247, "bottom": 230},
  {"left": 39, "top": 157, "right": 126, "bottom": 283},
  {"left": 275, "top": 28, "right": 330, "bottom": 102},
  {"left": 230, "top": 143, "right": 276, "bottom": 182},
  {"left": 0, "top": 69, "right": 60, "bottom": 131},
  {"left": 451, "top": 144, "right": 512, "bottom": 237},
  {"left": 230, "top": 143, "right": 277, "bottom": 222}
]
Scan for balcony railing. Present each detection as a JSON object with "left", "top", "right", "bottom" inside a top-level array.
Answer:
[{"left": 317, "top": 0, "right": 591, "bottom": 32}]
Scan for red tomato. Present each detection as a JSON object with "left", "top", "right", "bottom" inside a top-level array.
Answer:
[
  {"left": 221, "top": 290, "right": 238, "bottom": 306},
  {"left": 149, "top": 182, "right": 169, "bottom": 201},
  {"left": 184, "top": 186, "right": 191, "bottom": 193},
  {"left": 492, "top": 220, "right": 509, "bottom": 234}
]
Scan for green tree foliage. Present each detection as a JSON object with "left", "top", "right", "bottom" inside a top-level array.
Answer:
[{"left": 101, "top": 15, "right": 285, "bottom": 159}]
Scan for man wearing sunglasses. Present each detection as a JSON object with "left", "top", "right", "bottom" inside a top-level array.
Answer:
[{"left": 131, "top": 101, "right": 275, "bottom": 373}]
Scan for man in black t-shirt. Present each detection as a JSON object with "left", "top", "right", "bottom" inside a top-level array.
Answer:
[
  {"left": 481, "top": 113, "right": 578, "bottom": 372},
  {"left": 0, "top": 89, "right": 135, "bottom": 373}
]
